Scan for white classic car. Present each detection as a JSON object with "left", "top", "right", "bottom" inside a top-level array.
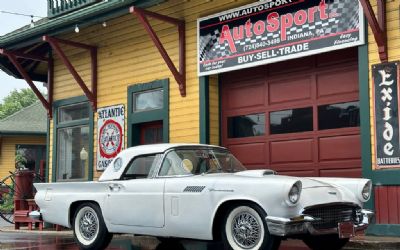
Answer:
[{"left": 33, "top": 144, "right": 373, "bottom": 250}]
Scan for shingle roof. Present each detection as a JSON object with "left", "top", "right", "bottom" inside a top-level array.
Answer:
[{"left": 0, "top": 101, "right": 46, "bottom": 135}]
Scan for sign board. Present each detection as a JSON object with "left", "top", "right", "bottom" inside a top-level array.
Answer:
[
  {"left": 97, "top": 105, "right": 125, "bottom": 171},
  {"left": 198, "top": 0, "right": 365, "bottom": 76},
  {"left": 373, "top": 61, "right": 400, "bottom": 169}
]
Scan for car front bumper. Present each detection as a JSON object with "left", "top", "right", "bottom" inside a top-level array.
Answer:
[{"left": 266, "top": 209, "right": 374, "bottom": 237}]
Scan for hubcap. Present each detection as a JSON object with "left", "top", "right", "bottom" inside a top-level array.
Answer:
[
  {"left": 79, "top": 209, "right": 98, "bottom": 241},
  {"left": 231, "top": 211, "right": 261, "bottom": 249}
]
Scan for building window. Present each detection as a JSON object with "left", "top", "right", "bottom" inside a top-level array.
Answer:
[
  {"left": 133, "top": 89, "right": 163, "bottom": 112},
  {"left": 15, "top": 145, "right": 46, "bottom": 172},
  {"left": 128, "top": 79, "right": 169, "bottom": 147},
  {"left": 270, "top": 107, "right": 313, "bottom": 134},
  {"left": 228, "top": 113, "right": 265, "bottom": 138},
  {"left": 58, "top": 103, "right": 89, "bottom": 122},
  {"left": 318, "top": 101, "right": 360, "bottom": 130},
  {"left": 56, "top": 102, "right": 90, "bottom": 181}
]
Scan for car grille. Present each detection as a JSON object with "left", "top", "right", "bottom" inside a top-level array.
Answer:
[{"left": 303, "top": 204, "right": 359, "bottom": 230}]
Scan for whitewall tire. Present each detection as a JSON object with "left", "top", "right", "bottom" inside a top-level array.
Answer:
[
  {"left": 222, "top": 205, "right": 280, "bottom": 250},
  {"left": 73, "top": 203, "right": 113, "bottom": 250}
]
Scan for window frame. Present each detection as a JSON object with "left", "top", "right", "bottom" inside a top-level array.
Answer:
[
  {"left": 133, "top": 88, "right": 164, "bottom": 113},
  {"left": 317, "top": 100, "right": 360, "bottom": 130},
  {"left": 127, "top": 79, "right": 169, "bottom": 147},
  {"left": 227, "top": 113, "right": 266, "bottom": 139},
  {"left": 269, "top": 106, "right": 314, "bottom": 135},
  {"left": 52, "top": 96, "right": 94, "bottom": 182},
  {"left": 121, "top": 153, "right": 162, "bottom": 180}
]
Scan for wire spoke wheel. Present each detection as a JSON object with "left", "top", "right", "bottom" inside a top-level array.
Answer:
[
  {"left": 0, "top": 174, "right": 17, "bottom": 224},
  {"left": 0, "top": 170, "right": 45, "bottom": 225}
]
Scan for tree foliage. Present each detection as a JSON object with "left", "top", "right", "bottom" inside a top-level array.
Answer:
[{"left": 0, "top": 88, "right": 38, "bottom": 120}]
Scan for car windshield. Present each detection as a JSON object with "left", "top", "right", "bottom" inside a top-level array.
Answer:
[{"left": 158, "top": 147, "right": 247, "bottom": 176}]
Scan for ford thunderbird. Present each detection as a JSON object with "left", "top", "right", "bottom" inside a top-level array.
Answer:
[{"left": 32, "top": 144, "right": 373, "bottom": 250}]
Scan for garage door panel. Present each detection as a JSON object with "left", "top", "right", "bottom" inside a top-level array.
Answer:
[
  {"left": 270, "top": 139, "right": 313, "bottom": 164},
  {"left": 229, "top": 143, "right": 266, "bottom": 166},
  {"left": 317, "top": 69, "right": 358, "bottom": 98},
  {"left": 269, "top": 77, "right": 312, "bottom": 104},
  {"left": 227, "top": 82, "right": 265, "bottom": 110},
  {"left": 319, "top": 135, "right": 361, "bottom": 161},
  {"left": 316, "top": 48, "right": 358, "bottom": 67},
  {"left": 319, "top": 168, "right": 361, "bottom": 178},
  {"left": 268, "top": 56, "right": 314, "bottom": 75},
  {"left": 222, "top": 49, "right": 360, "bottom": 178},
  {"left": 277, "top": 170, "right": 317, "bottom": 177}
]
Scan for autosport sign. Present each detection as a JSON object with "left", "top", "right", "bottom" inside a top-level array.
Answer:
[
  {"left": 97, "top": 104, "right": 125, "bottom": 171},
  {"left": 197, "top": 0, "right": 365, "bottom": 76},
  {"left": 373, "top": 62, "right": 400, "bottom": 169}
]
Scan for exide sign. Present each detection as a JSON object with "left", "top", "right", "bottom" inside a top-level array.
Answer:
[
  {"left": 373, "top": 62, "right": 400, "bottom": 169},
  {"left": 197, "top": 0, "right": 365, "bottom": 76}
]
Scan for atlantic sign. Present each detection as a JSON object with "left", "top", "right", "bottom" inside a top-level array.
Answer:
[
  {"left": 97, "top": 104, "right": 125, "bottom": 171},
  {"left": 373, "top": 62, "right": 400, "bottom": 169},
  {"left": 198, "top": 0, "right": 365, "bottom": 76}
]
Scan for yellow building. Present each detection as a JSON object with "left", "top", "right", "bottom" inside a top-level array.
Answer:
[
  {"left": 0, "top": 0, "right": 399, "bottom": 235},
  {"left": 0, "top": 102, "right": 47, "bottom": 180}
]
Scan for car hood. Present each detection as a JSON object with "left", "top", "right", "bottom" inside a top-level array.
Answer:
[{"left": 232, "top": 170, "right": 360, "bottom": 207}]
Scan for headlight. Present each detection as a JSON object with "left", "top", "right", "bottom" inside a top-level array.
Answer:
[
  {"left": 288, "top": 181, "right": 302, "bottom": 205},
  {"left": 361, "top": 180, "right": 372, "bottom": 201}
]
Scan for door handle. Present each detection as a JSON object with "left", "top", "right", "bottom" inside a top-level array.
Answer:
[{"left": 108, "top": 184, "right": 121, "bottom": 192}]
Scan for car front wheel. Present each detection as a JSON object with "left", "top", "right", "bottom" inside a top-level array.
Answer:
[
  {"left": 73, "top": 203, "right": 113, "bottom": 250},
  {"left": 222, "top": 205, "right": 280, "bottom": 250},
  {"left": 303, "top": 234, "right": 349, "bottom": 250}
]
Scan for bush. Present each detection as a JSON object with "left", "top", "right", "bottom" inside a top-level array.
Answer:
[{"left": 0, "top": 192, "right": 14, "bottom": 213}]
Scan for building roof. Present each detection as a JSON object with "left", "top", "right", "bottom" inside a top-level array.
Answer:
[
  {"left": 0, "top": 0, "right": 163, "bottom": 49},
  {"left": 0, "top": 101, "right": 47, "bottom": 135},
  {"left": 0, "top": 0, "right": 164, "bottom": 81}
]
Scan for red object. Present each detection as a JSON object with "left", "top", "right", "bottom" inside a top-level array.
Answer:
[
  {"left": 358, "top": 0, "right": 387, "bottom": 62},
  {"left": 14, "top": 170, "right": 43, "bottom": 230},
  {"left": 99, "top": 120, "right": 123, "bottom": 158},
  {"left": 130, "top": 7, "right": 186, "bottom": 97},
  {"left": 0, "top": 49, "right": 52, "bottom": 117},
  {"left": 14, "top": 170, "right": 34, "bottom": 200},
  {"left": 375, "top": 186, "right": 400, "bottom": 224},
  {"left": 43, "top": 36, "right": 97, "bottom": 111},
  {"left": 140, "top": 121, "right": 163, "bottom": 145},
  {"left": 221, "top": 48, "right": 361, "bottom": 178},
  {"left": 14, "top": 199, "right": 43, "bottom": 230}
]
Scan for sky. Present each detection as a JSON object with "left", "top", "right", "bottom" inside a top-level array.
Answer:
[{"left": 0, "top": 1, "right": 47, "bottom": 102}]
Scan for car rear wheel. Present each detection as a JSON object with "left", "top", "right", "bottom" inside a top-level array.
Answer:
[
  {"left": 222, "top": 204, "right": 280, "bottom": 250},
  {"left": 73, "top": 203, "right": 113, "bottom": 250},
  {"left": 303, "top": 234, "right": 349, "bottom": 250}
]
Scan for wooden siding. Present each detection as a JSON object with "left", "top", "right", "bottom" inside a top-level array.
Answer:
[
  {"left": 0, "top": 136, "right": 46, "bottom": 180},
  {"left": 369, "top": 0, "right": 400, "bottom": 170},
  {"left": 49, "top": 0, "right": 255, "bottom": 180},
  {"left": 375, "top": 186, "right": 400, "bottom": 224}
]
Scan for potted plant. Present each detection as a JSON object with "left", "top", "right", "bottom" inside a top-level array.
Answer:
[{"left": 15, "top": 151, "right": 27, "bottom": 170}]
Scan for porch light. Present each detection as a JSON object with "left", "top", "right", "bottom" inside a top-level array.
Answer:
[
  {"left": 80, "top": 147, "right": 88, "bottom": 161},
  {"left": 75, "top": 24, "right": 80, "bottom": 33}
]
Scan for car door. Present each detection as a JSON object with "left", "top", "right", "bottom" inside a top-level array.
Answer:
[{"left": 104, "top": 154, "right": 165, "bottom": 228}]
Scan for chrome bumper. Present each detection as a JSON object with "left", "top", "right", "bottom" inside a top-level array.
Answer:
[
  {"left": 29, "top": 210, "right": 42, "bottom": 220},
  {"left": 266, "top": 209, "right": 374, "bottom": 237}
]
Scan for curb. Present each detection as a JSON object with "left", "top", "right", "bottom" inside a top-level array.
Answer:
[
  {"left": 346, "top": 237, "right": 400, "bottom": 250},
  {"left": 0, "top": 227, "right": 73, "bottom": 236}
]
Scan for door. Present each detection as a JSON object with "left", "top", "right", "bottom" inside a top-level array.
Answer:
[
  {"left": 140, "top": 121, "right": 163, "bottom": 145},
  {"left": 221, "top": 48, "right": 361, "bottom": 177},
  {"left": 104, "top": 154, "right": 165, "bottom": 227}
]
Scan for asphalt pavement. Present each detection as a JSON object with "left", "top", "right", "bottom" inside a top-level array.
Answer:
[{"left": 1, "top": 225, "right": 400, "bottom": 250}]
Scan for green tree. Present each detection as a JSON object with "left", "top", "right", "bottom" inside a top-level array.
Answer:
[{"left": 0, "top": 88, "right": 38, "bottom": 120}]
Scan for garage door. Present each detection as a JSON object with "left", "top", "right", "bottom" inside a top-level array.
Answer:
[{"left": 221, "top": 48, "right": 361, "bottom": 177}]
